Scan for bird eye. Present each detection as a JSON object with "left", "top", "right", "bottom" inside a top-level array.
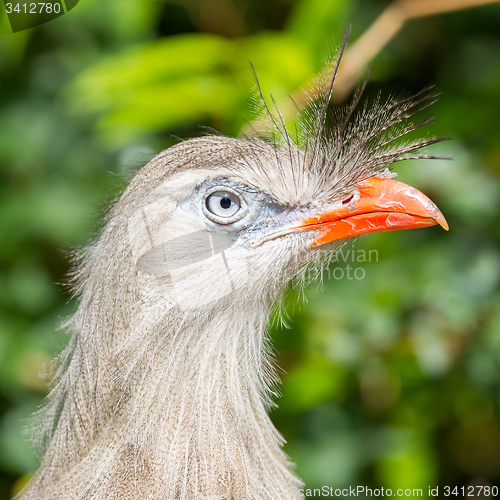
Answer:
[
  {"left": 204, "top": 189, "right": 246, "bottom": 224},
  {"left": 206, "top": 191, "right": 240, "bottom": 217}
]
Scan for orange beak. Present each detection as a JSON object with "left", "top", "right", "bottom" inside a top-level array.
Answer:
[{"left": 298, "top": 177, "right": 448, "bottom": 246}]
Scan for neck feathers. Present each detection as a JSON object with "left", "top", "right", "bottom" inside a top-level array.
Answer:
[{"left": 18, "top": 225, "right": 301, "bottom": 499}]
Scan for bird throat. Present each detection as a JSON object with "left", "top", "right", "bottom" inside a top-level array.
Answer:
[
  {"left": 108, "top": 303, "right": 302, "bottom": 499},
  {"left": 24, "top": 281, "right": 302, "bottom": 499}
]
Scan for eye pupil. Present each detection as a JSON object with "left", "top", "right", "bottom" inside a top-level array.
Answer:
[{"left": 220, "top": 197, "right": 231, "bottom": 209}]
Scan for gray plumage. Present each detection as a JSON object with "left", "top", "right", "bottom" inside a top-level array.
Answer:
[{"left": 17, "top": 51, "right": 446, "bottom": 500}]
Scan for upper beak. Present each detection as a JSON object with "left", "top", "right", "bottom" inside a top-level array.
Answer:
[{"left": 297, "top": 177, "right": 448, "bottom": 247}]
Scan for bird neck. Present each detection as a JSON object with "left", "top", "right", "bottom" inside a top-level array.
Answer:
[
  {"left": 23, "top": 285, "right": 301, "bottom": 499},
  {"left": 110, "top": 303, "right": 301, "bottom": 499}
]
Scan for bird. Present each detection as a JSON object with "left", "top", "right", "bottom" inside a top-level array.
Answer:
[{"left": 17, "top": 45, "right": 448, "bottom": 500}]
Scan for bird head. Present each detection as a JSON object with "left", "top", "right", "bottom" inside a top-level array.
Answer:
[{"left": 121, "top": 88, "right": 448, "bottom": 317}]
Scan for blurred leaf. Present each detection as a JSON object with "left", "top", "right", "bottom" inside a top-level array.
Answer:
[
  {"left": 281, "top": 355, "right": 346, "bottom": 411},
  {"left": 376, "top": 431, "right": 436, "bottom": 494},
  {"left": 285, "top": 0, "right": 353, "bottom": 69},
  {"left": 64, "top": 31, "right": 314, "bottom": 144},
  {"left": 0, "top": 401, "right": 39, "bottom": 475}
]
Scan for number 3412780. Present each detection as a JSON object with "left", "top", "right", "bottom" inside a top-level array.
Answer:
[
  {"left": 444, "top": 485, "right": 499, "bottom": 497},
  {"left": 5, "top": 3, "right": 61, "bottom": 14}
]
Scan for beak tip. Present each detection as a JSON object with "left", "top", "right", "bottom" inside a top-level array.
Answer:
[{"left": 438, "top": 214, "right": 449, "bottom": 231}]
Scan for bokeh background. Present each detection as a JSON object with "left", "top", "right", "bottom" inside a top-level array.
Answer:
[{"left": 1, "top": 0, "right": 500, "bottom": 498}]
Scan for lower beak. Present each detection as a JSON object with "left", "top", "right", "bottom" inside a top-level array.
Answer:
[{"left": 298, "top": 177, "right": 448, "bottom": 247}]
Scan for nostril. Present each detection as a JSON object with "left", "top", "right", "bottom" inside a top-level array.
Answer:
[{"left": 342, "top": 194, "right": 354, "bottom": 205}]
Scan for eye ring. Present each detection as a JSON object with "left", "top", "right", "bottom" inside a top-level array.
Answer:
[{"left": 202, "top": 186, "right": 248, "bottom": 224}]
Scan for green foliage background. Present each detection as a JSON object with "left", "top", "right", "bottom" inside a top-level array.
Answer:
[{"left": 0, "top": 0, "right": 499, "bottom": 498}]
